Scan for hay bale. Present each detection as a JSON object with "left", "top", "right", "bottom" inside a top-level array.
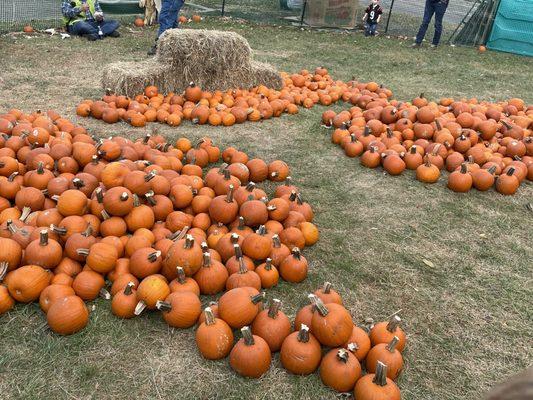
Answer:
[
  {"left": 156, "top": 29, "right": 252, "bottom": 70},
  {"left": 102, "top": 29, "right": 282, "bottom": 96},
  {"left": 101, "top": 60, "right": 171, "bottom": 98}
]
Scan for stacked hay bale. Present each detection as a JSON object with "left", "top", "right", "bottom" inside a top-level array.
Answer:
[{"left": 102, "top": 29, "right": 283, "bottom": 97}]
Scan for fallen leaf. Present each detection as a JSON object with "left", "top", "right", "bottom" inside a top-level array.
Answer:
[{"left": 422, "top": 259, "right": 435, "bottom": 268}]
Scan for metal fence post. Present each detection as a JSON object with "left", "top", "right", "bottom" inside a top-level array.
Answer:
[
  {"left": 300, "top": 0, "right": 307, "bottom": 27},
  {"left": 221, "top": 0, "right": 226, "bottom": 16},
  {"left": 384, "top": 0, "right": 395, "bottom": 34}
]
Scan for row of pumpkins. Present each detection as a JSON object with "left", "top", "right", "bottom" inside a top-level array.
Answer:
[
  {"left": 323, "top": 94, "right": 532, "bottom": 195},
  {"left": 74, "top": 67, "right": 393, "bottom": 128},
  {"left": 133, "top": 14, "right": 203, "bottom": 28},
  {"left": 194, "top": 287, "right": 405, "bottom": 399}
]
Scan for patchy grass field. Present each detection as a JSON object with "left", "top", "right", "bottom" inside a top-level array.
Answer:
[{"left": 0, "top": 17, "right": 532, "bottom": 400}]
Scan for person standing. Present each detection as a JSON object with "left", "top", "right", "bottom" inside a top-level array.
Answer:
[
  {"left": 62, "top": 0, "right": 120, "bottom": 41},
  {"left": 362, "top": 0, "right": 383, "bottom": 37},
  {"left": 148, "top": 0, "right": 185, "bottom": 55},
  {"left": 412, "top": 0, "right": 449, "bottom": 48}
]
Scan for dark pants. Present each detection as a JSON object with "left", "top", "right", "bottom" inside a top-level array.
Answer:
[
  {"left": 415, "top": 0, "right": 448, "bottom": 45},
  {"left": 68, "top": 20, "right": 120, "bottom": 38},
  {"left": 158, "top": 0, "right": 185, "bottom": 38},
  {"left": 365, "top": 23, "right": 377, "bottom": 36}
]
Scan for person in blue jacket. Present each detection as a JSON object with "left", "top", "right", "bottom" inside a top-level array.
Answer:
[
  {"left": 412, "top": 0, "right": 449, "bottom": 48},
  {"left": 148, "top": 0, "right": 185, "bottom": 55},
  {"left": 61, "top": 0, "right": 120, "bottom": 41}
]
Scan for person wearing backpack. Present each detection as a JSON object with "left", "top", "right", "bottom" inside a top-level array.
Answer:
[{"left": 412, "top": 0, "right": 449, "bottom": 48}]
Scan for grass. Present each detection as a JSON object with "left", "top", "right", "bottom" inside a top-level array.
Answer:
[{"left": 0, "top": 16, "right": 532, "bottom": 400}]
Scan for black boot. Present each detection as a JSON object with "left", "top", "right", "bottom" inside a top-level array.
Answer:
[
  {"left": 108, "top": 31, "right": 120, "bottom": 38},
  {"left": 83, "top": 34, "right": 98, "bottom": 41}
]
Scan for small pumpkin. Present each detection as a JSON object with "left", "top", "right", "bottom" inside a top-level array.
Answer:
[
  {"left": 229, "top": 326, "right": 271, "bottom": 378},
  {"left": 196, "top": 307, "right": 234, "bottom": 360}
]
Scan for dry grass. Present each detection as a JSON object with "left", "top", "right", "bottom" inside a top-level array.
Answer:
[{"left": 0, "top": 17, "right": 532, "bottom": 400}]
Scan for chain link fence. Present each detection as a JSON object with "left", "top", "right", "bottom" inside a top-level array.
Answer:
[{"left": 0, "top": 0, "right": 492, "bottom": 45}]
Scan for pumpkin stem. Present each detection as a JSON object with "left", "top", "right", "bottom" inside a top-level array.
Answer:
[
  {"left": 99, "top": 288, "right": 111, "bottom": 300},
  {"left": 51, "top": 195, "right": 60, "bottom": 202},
  {"left": 72, "top": 178, "right": 85, "bottom": 189},
  {"left": 202, "top": 252, "right": 211, "bottom": 267},
  {"left": 347, "top": 342, "right": 360, "bottom": 352},
  {"left": 233, "top": 244, "right": 243, "bottom": 259},
  {"left": 296, "top": 193, "right": 305, "bottom": 205},
  {"left": 369, "top": 146, "right": 377, "bottom": 154},
  {"left": 373, "top": 361, "right": 388, "bottom": 387},
  {"left": 76, "top": 247, "right": 90, "bottom": 258},
  {"left": 184, "top": 234, "right": 195, "bottom": 249},
  {"left": 176, "top": 266, "right": 186, "bottom": 284},
  {"left": 435, "top": 119, "right": 442, "bottom": 131},
  {"left": 386, "top": 315, "right": 401, "bottom": 332},
  {"left": 132, "top": 194, "right": 141, "bottom": 207},
  {"left": 309, "top": 294, "right": 329, "bottom": 316},
  {"left": 337, "top": 348, "right": 350, "bottom": 363},
  {"left": 36, "top": 161, "right": 45, "bottom": 174},
  {"left": 272, "top": 235, "right": 281, "bottom": 248},
  {"left": 237, "top": 216, "right": 246, "bottom": 230},
  {"left": 238, "top": 257, "right": 248, "bottom": 274},
  {"left": 120, "top": 192, "right": 129, "bottom": 202},
  {"left": 123, "top": 281, "right": 135, "bottom": 295},
  {"left": 95, "top": 187, "right": 104, "bottom": 203},
  {"left": 39, "top": 230, "right": 49, "bottom": 246},
  {"left": 143, "top": 133, "right": 151, "bottom": 144},
  {"left": 241, "top": 326, "right": 255, "bottom": 346},
  {"left": 7, "top": 171, "right": 18, "bottom": 182},
  {"left": 226, "top": 184, "right": 235, "bottom": 203},
  {"left": 169, "top": 226, "right": 189, "bottom": 241},
  {"left": 322, "top": 281, "right": 332, "bottom": 294},
  {"left": 230, "top": 233, "right": 239, "bottom": 245},
  {"left": 460, "top": 163, "right": 468, "bottom": 174},
  {"left": 264, "top": 258, "right": 272, "bottom": 271},
  {"left": 506, "top": 167, "right": 515, "bottom": 176},
  {"left": 363, "top": 126, "right": 371, "bottom": 136},
  {"left": 200, "top": 242, "right": 209, "bottom": 253},
  {"left": 19, "top": 207, "right": 32, "bottom": 222},
  {"left": 82, "top": 225, "right": 93, "bottom": 237},
  {"left": 147, "top": 251, "right": 161, "bottom": 263},
  {"left": 350, "top": 133, "right": 357, "bottom": 143},
  {"left": 289, "top": 191, "right": 297, "bottom": 202},
  {"left": 91, "top": 155, "right": 99, "bottom": 165},
  {"left": 266, "top": 204, "right": 277, "bottom": 212},
  {"left": 386, "top": 336, "right": 400, "bottom": 352},
  {"left": 222, "top": 169, "right": 231, "bottom": 180},
  {"left": 250, "top": 292, "right": 265, "bottom": 305},
  {"left": 291, "top": 247, "right": 302, "bottom": 260},
  {"left": 101, "top": 210, "right": 111, "bottom": 220},
  {"left": 257, "top": 225, "right": 267, "bottom": 236},
  {"left": 487, "top": 165, "right": 497, "bottom": 175},
  {"left": 409, "top": 146, "right": 417, "bottom": 154},
  {"left": 145, "top": 190, "right": 156, "bottom": 205},
  {"left": 203, "top": 307, "right": 216, "bottom": 325},
  {"left": 245, "top": 182, "right": 256, "bottom": 192},
  {"left": 386, "top": 127, "right": 393, "bottom": 138},
  {"left": 297, "top": 324, "right": 310, "bottom": 343},
  {"left": 50, "top": 224, "right": 67, "bottom": 235},
  {"left": 156, "top": 300, "right": 172, "bottom": 312},
  {"left": 134, "top": 300, "right": 147, "bottom": 315},
  {"left": 0, "top": 262, "right": 8, "bottom": 281},
  {"left": 424, "top": 156, "right": 432, "bottom": 167},
  {"left": 6, "top": 220, "right": 17, "bottom": 235},
  {"left": 268, "top": 299, "right": 281, "bottom": 318}
]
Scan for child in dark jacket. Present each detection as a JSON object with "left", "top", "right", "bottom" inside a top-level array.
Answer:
[{"left": 362, "top": 0, "right": 383, "bottom": 37}]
